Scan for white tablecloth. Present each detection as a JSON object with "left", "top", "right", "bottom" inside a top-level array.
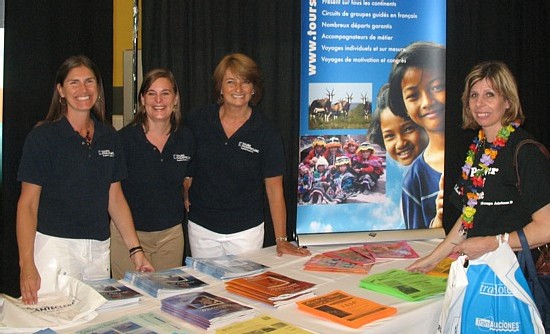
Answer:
[{"left": 55, "top": 239, "right": 444, "bottom": 334}]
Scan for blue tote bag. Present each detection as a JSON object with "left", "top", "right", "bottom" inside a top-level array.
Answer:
[{"left": 460, "top": 240, "right": 544, "bottom": 333}]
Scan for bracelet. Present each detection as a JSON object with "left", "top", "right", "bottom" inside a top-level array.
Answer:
[
  {"left": 275, "top": 236, "right": 288, "bottom": 242},
  {"left": 129, "top": 245, "right": 143, "bottom": 257}
]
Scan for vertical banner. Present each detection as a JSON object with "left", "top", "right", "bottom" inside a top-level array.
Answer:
[{"left": 297, "top": 0, "right": 446, "bottom": 244}]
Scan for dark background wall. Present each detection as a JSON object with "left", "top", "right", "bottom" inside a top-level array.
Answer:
[
  {"left": 1, "top": 0, "right": 549, "bottom": 296},
  {"left": 1, "top": 1, "right": 113, "bottom": 295}
]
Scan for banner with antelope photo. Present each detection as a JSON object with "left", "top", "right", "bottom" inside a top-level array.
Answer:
[{"left": 297, "top": 0, "right": 446, "bottom": 244}]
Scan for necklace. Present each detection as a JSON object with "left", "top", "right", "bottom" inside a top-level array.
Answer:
[{"left": 458, "top": 120, "right": 520, "bottom": 232}]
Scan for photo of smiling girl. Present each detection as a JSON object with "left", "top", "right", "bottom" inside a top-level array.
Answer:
[
  {"left": 388, "top": 42, "right": 446, "bottom": 230},
  {"left": 368, "top": 83, "right": 428, "bottom": 168}
]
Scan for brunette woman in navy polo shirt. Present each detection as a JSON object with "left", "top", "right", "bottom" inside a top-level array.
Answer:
[
  {"left": 111, "top": 69, "right": 194, "bottom": 279},
  {"left": 184, "top": 53, "right": 310, "bottom": 258},
  {"left": 16, "top": 55, "right": 153, "bottom": 305}
]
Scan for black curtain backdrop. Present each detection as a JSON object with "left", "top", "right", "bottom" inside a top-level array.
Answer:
[
  {"left": 1, "top": 0, "right": 549, "bottom": 296},
  {"left": 142, "top": 0, "right": 550, "bottom": 241},
  {"left": 1, "top": 1, "right": 113, "bottom": 295}
]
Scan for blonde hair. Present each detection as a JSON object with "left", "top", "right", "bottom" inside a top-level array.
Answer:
[
  {"left": 212, "top": 53, "right": 262, "bottom": 105},
  {"left": 461, "top": 61, "right": 524, "bottom": 130}
]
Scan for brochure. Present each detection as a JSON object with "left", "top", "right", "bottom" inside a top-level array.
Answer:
[
  {"left": 123, "top": 268, "right": 207, "bottom": 299},
  {"left": 84, "top": 278, "right": 142, "bottom": 309},
  {"left": 161, "top": 291, "right": 256, "bottom": 330},
  {"left": 296, "top": 290, "right": 397, "bottom": 329},
  {"left": 185, "top": 255, "right": 268, "bottom": 280},
  {"left": 359, "top": 269, "right": 447, "bottom": 301},
  {"left": 225, "top": 271, "right": 316, "bottom": 307},
  {"left": 215, "top": 314, "right": 315, "bottom": 333},
  {"left": 304, "top": 254, "right": 373, "bottom": 273},
  {"left": 75, "top": 311, "right": 193, "bottom": 334},
  {"left": 361, "top": 241, "right": 420, "bottom": 259}
]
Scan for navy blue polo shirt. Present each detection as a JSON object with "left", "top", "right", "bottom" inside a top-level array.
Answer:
[
  {"left": 187, "top": 104, "right": 286, "bottom": 234},
  {"left": 119, "top": 122, "right": 194, "bottom": 231},
  {"left": 17, "top": 116, "right": 126, "bottom": 240}
]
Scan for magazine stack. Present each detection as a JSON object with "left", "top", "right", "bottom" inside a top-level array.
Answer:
[
  {"left": 185, "top": 254, "right": 268, "bottom": 280},
  {"left": 160, "top": 291, "right": 256, "bottom": 330},
  {"left": 84, "top": 278, "right": 143, "bottom": 309},
  {"left": 225, "top": 271, "right": 317, "bottom": 307},
  {"left": 123, "top": 268, "right": 208, "bottom": 299}
]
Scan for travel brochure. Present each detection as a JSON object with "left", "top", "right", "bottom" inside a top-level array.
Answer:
[
  {"left": 359, "top": 269, "right": 447, "bottom": 301},
  {"left": 83, "top": 278, "right": 142, "bottom": 309},
  {"left": 304, "top": 254, "right": 373, "bottom": 274},
  {"left": 123, "top": 268, "right": 208, "bottom": 299},
  {"left": 185, "top": 254, "right": 268, "bottom": 280},
  {"left": 225, "top": 271, "right": 317, "bottom": 307},
  {"left": 160, "top": 291, "right": 256, "bottom": 330},
  {"left": 215, "top": 314, "right": 315, "bottom": 333},
  {"left": 303, "top": 241, "right": 420, "bottom": 273},
  {"left": 75, "top": 312, "right": 193, "bottom": 334},
  {"left": 296, "top": 290, "right": 397, "bottom": 329}
]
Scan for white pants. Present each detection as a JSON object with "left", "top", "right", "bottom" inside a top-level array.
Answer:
[
  {"left": 187, "top": 221, "right": 264, "bottom": 258},
  {"left": 34, "top": 232, "right": 110, "bottom": 294}
]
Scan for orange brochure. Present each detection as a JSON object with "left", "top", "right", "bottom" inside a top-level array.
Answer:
[{"left": 296, "top": 290, "right": 397, "bottom": 329}]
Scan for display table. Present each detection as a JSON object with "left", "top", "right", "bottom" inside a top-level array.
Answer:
[{"left": 57, "top": 239, "right": 444, "bottom": 334}]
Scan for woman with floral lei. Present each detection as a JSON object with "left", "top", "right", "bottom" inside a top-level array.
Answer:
[{"left": 407, "top": 61, "right": 550, "bottom": 273}]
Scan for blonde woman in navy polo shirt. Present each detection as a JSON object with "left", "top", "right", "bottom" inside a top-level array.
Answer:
[
  {"left": 111, "top": 69, "right": 194, "bottom": 279},
  {"left": 184, "top": 53, "right": 310, "bottom": 258},
  {"left": 16, "top": 55, "right": 153, "bottom": 305}
]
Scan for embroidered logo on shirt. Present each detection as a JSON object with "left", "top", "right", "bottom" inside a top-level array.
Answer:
[
  {"left": 98, "top": 150, "right": 115, "bottom": 158},
  {"left": 173, "top": 154, "right": 191, "bottom": 162},
  {"left": 238, "top": 141, "right": 259, "bottom": 153}
]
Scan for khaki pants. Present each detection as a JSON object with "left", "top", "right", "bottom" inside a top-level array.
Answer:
[{"left": 110, "top": 222, "right": 184, "bottom": 279}]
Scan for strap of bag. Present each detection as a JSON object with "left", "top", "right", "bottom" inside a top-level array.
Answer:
[
  {"left": 513, "top": 139, "right": 550, "bottom": 194},
  {"left": 517, "top": 229, "right": 539, "bottom": 280}
]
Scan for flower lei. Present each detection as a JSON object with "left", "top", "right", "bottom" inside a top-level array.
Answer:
[{"left": 459, "top": 120, "right": 520, "bottom": 231}]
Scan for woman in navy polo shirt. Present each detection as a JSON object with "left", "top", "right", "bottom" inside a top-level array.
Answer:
[
  {"left": 184, "top": 53, "right": 310, "bottom": 258},
  {"left": 111, "top": 69, "right": 194, "bottom": 278},
  {"left": 16, "top": 55, "right": 153, "bottom": 304}
]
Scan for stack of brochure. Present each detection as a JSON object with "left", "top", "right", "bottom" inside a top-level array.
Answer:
[
  {"left": 359, "top": 269, "right": 447, "bottom": 301},
  {"left": 225, "top": 271, "right": 317, "bottom": 307},
  {"left": 123, "top": 268, "right": 208, "bottom": 299},
  {"left": 216, "top": 314, "right": 315, "bottom": 333},
  {"left": 303, "top": 254, "right": 373, "bottom": 273},
  {"left": 296, "top": 290, "right": 397, "bottom": 329},
  {"left": 160, "top": 291, "right": 256, "bottom": 330},
  {"left": 75, "top": 312, "right": 188, "bottom": 334},
  {"left": 303, "top": 241, "right": 420, "bottom": 274},
  {"left": 84, "top": 278, "right": 142, "bottom": 309},
  {"left": 185, "top": 255, "right": 268, "bottom": 280}
]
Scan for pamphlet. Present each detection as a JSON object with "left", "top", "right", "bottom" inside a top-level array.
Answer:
[
  {"left": 84, "top": 278, "right": 142, "bottom": 309},
  {"left": 75, "top": 311, "right": 194, "bottom": 334},
  {"left": 361, "top": 241, "right": 420, "bottom": 259},
  {"left": 359, "top": 269, "right": 447, "bottom": 301},
  {"left": 215, "top": 314, "right": 315, "bottom": 333},
  {"left": 185, "top": 255, "right": 268, "bottom": 280},
  {"left": 304, "top": 254, "right": 373, "bottom": 273},
  {"left": 296, "top": 290, "right": 397, "bottom": 329},
  {"left": 123, "top": 268, "right": 208, "bottom": 299}
]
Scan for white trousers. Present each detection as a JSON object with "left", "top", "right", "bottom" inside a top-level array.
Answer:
[
  {"left": 187, "top": 221, "right": 264, "bottom": 258},
  {"left": 34, "top": 232, "right": 110, "bottom": 294}
]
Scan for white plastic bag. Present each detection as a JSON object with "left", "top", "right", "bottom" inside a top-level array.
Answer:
[
  {"left": 437, "top": 255, "right": 468, "bottom": 334},
  {"left": 0, "top": 274, "right": 106, "bottom": 333}
]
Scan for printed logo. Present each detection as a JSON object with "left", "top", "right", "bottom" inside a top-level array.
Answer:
[
  {"left": 475, "top": 318, "right": 520, "bottom": 332},
  {"left": 173, "top": 154, "right": 191, "bottom": 162},
  {"left": 98, "top": 150, "right": 115, "bottom": 158},
  {"left": 238, "top": 141, "right": 259, "bottom": 154},
  {"left": 479, "top": 282, "right": 513, "bottom": 296}
]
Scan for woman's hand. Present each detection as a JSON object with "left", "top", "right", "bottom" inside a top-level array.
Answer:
[
  {"left": 451, "top": 236, "right": 498, "bottom": 259},
  {"left": 406, "top": 253, "right": 441, "bottom": 274},
  {"left": 130, "top": 252, "right": 155, "bottom": 273},
  {"left": 20, "top": 262, "right": 41, "bottom": 304},
  {"left": 275, "top": 240, "right": 311, "bottom": 257}
]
